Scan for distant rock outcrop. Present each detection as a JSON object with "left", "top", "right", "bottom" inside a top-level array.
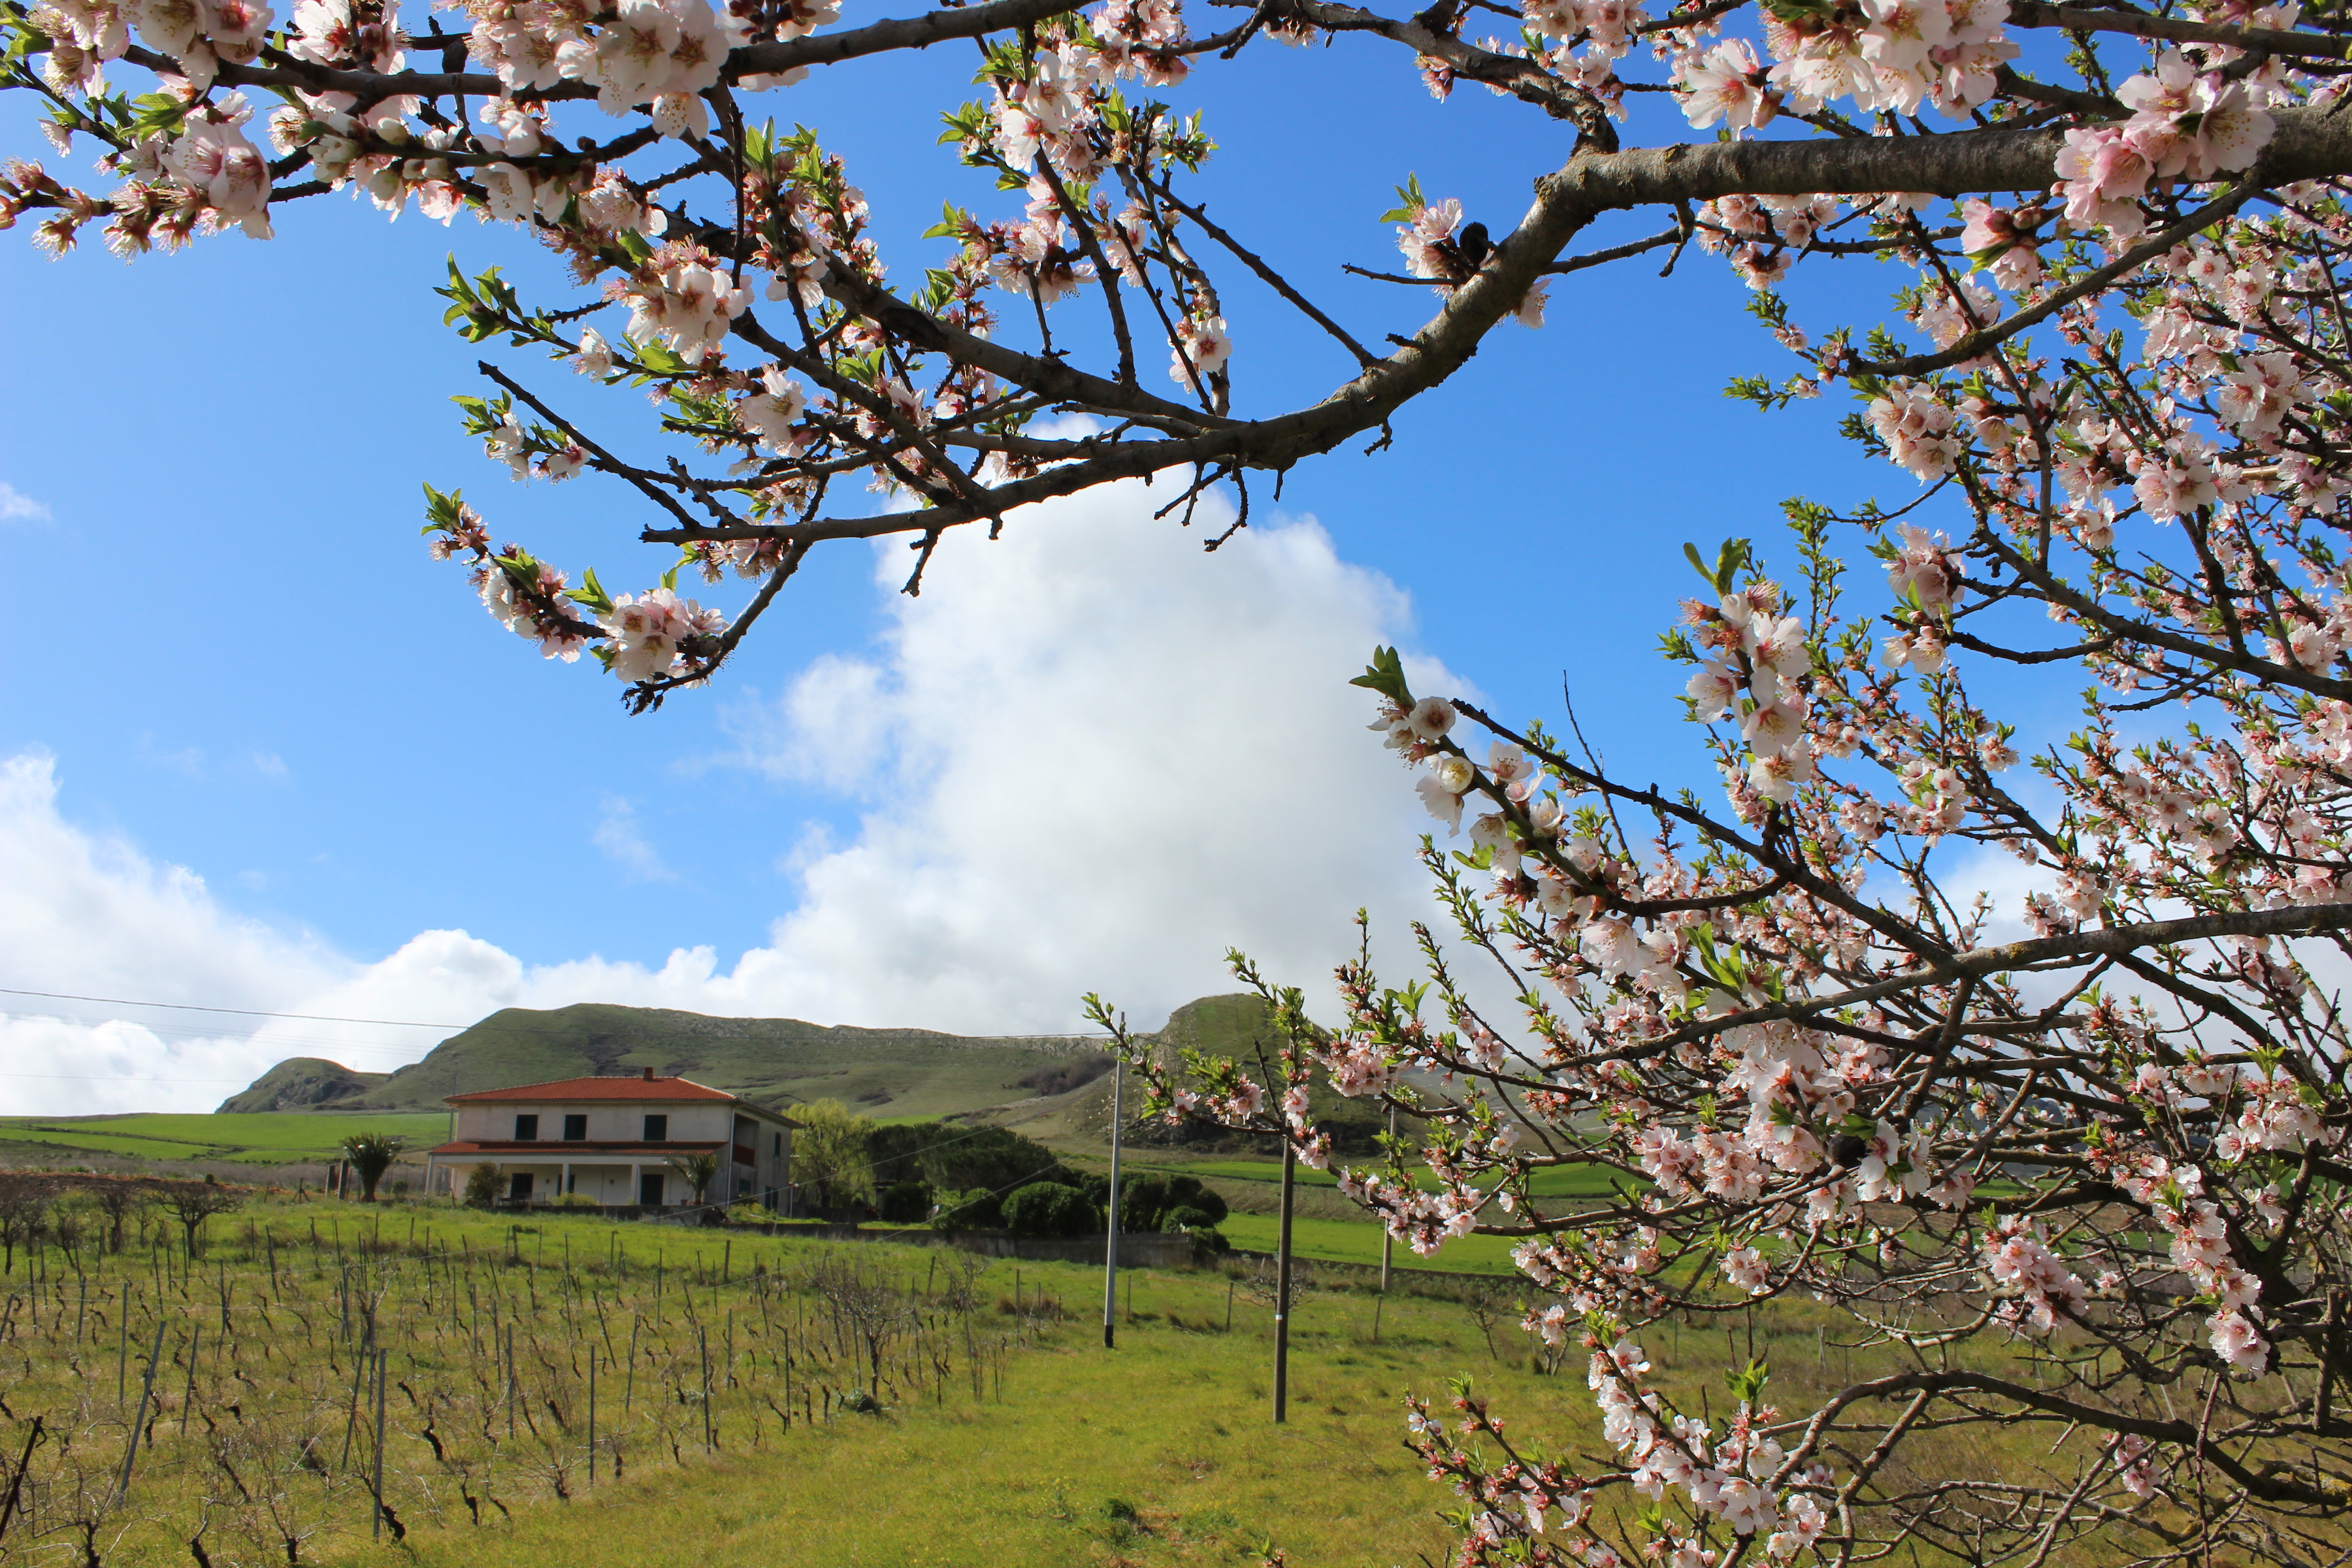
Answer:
[{"left": 214, "top": 1057, "right": 390, "bottom": 1113}]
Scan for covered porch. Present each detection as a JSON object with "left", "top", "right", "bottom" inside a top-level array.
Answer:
[{"left": 423, "top": 1141, "right": 726, "bottom": 1207}]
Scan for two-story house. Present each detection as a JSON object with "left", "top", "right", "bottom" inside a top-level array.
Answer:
[{"left": 421, "top": 1069, "right": 796, "bottom": 1209}]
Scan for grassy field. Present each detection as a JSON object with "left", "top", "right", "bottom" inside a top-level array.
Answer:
[
  {"left": 0, "top": 1111, "right": 449, "bottom": 1166},
  {"left": 0, "top": 1196, "right": 1569, "bottom": 1567},
  {"left": 1168, "top": 1158, "right": 1636, "bottom": 1203},
  {"left": 1217, "top": 1213, "right": 1526, "bottom": 1277},
  {"left": 0, "top": 1181, "right": 2236, "bottom": 1568}
]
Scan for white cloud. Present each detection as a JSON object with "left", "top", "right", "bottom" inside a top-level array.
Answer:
[
  {"left": 0, "top": 479, "right": 1460, "bottom": 1113},
  {"left": 710, "top": 479, "right": 1462, "bottom": 1031},
  {"left": 0, "top": 483, "right": 50, "bottom": 525},
  {"left": 593, "top": 795, "right": 676, "bottom": 883}
]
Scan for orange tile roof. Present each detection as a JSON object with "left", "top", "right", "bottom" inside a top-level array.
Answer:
[
  {"left": 444, "top": 1074, "right": 738, "bottom": 1105},
  {"left": 426, "top": 1139, "right": 727, "bottom": 1158}
]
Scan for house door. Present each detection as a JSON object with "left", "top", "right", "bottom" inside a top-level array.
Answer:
[
  {"left": 508, "top": 1172, "right": 534, "bottom": 1201},
  {"left": 639, "top": 1172, "right": 664, "bottom": 1206}
]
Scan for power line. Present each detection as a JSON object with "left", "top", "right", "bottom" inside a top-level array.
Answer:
[
  {"left": 0, "top": 988, "right": 465, "bottom": 1028},
  {"left": 0, "top": 1072, "right": 263, "bottom": 1083}
]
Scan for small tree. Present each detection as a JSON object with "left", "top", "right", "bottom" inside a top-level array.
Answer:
[
  {"left": 462, "top": 1164, "right": 500, "bottom": 1208},
  {"left": 788, "top": 1100, "right": 877, "bottom": 1210},
  {"left": 0, "top": 1188, "right": 44, "bottom": 1275},
  {"left": 161, "top": 1186, "right": 238, "bottom": 1260},
  {"left": 664, "top": 1151, "right": 721, "bottom": 1207},
  {"left": 87, "top": 1180, "right": 146, "bottom": 1254},
  {"left": 339, "top": 1133, "right": 405, "bottom": 1203}
]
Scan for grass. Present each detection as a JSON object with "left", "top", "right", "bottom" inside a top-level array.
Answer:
[
  {"left": 0, "top": 1183, "right": 2244, "bottom": 1568},
  {"left": 381, "top": 1256, "right": 1521, "bottom": 1568},
  {"left": 1217, "top": 1212, "right": 1526, "bottom": 1276},
  {"left": 0, "top": 1111, "right": 449, "bottom": 1165},
  {"left": 1169, "top": 1158, "right": 1635, "bottom": 1202},
  {"left": 0, "top": 1197, "right": 1558, "bottom": 1568}
]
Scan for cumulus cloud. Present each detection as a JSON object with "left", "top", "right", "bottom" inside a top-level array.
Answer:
[
  {"left": 711, "top": 478, "right": 1462, "bottom": 1030},
  {"left": 1, "top": 480, "right": 1460, "bottom": 1115},
  {"left": 0, "top": 482, "right": 50, "bottom": 525}
]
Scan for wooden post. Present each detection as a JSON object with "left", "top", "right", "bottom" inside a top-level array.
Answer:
[
  {"left": 0, "top": 1416, "right": 42, "bottom": 1546},
  {"left": 1103, "top": 1054, "right": 1124, "bottom": 1350},
  {"left": 1273, "top": 1135, "right": 1296, "bottom": 1426},
  {"left": 699, "top": 1325, "right": 713, "bottom": 1452},
  {"left": 587, "top": 1348, "right": 597, "bottom": 1484},
  {"left": 339, "top": 1328, "right": 367, "bottom": 1468},
  {"left": 179, "top": 1325, "right": 201, "bottom": 1436},
  {"left": 370, "top": 1349, "right": 387, "bottom": 1541},
  {"left": 114, "top": 1315, "right": 167, "bottom": 1501}
]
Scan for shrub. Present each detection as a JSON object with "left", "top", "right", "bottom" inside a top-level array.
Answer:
[
  {"left": 1113, "top": 1173, "right": 1224, "bottom": 1232},
  {"left": 866, "top": 1122, "right": 1070, "bottom": 1195},
  {"left": 462, "top": 1164, "right": 499, "bottom": 1208},
  {"left": 1163, "top": 1175, "right": 1227, "bottom": 1226},
  {"left": 1119, "top": 1173, "right": 1169, "bottom": 1232},
  {"left": 876, "top": 1181, "right": 932, "bottom": 1224},
  {"left": 1001, "top": 1181, "right": 1101, "bottom": 1238},
  {"left": 931, "top": 1188, "right": 1001, "bottom": 1232}
]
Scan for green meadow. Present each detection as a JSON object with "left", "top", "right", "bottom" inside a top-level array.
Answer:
[{"left": 0, "top": 1111, "right": 449, "bottom": 1166}]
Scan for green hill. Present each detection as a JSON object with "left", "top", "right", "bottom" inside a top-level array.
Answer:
[
  {"left": 220, "top": 1003, "right": 1114, "bottom": 1119},
  {"left": 217, "top": 1056, "right": 390, "bottom": 1113},
  {"left": 214, "top": 993, "right": 1419, "bottom": 1144}
]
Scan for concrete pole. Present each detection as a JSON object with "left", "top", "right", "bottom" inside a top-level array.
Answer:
[
  {"left": 1273, "top": 1135, "right": 1295, "bottom": 1424},
  {"left": 1380, "top": 1104, "right": 1395, "bottom": 1296},
  {"left": 1102, "top": 1056, "right": 1124, "bottom": 1350}
]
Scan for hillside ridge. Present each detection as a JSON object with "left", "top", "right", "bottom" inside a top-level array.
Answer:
[{"left": 220, "top": 1000, "right": 1132, "bottom": 1119}]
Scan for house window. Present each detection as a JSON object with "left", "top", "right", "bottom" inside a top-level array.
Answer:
[
  {"left": 773, "top": 1132, "right": 782, "bottom": 1156},
  {"left": 643, "top": 1113, "right": 668, "bottom": 1141},
  {"left": 638, "top": 1171, "right": 664, "bottom": 1205},
  {"left": 509, "top": 1172, "right": 534, "bottom": 1201},
  {"left": 514, "top": 1114, "right": 539, "bottom": 1141},
  {"left": 563, "top": 1114, "right": 587, "bottom": 1141}
]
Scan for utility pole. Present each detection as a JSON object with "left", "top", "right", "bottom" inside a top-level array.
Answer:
[
  {"left": 1380, "top": 1103, "right": 1395, "bottom": 1297},
  {"left": 1273, "top": 1133, "right": 1295, "bottom": 1424},
  {"left": 1102, "top": 1054, "right": 1123, "bottom": 1350}
]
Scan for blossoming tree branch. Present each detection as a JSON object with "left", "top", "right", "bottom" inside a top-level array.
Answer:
[{"left": 14, "top": 0, "right": 2352, "bottom": 1556}]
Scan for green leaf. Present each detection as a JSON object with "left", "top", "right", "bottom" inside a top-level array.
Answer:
[
  {"left": 565, "top": 566, "right": 615, "bottom": 617},
  {"left": 920, "top": 201, "right": 972, "bottom": 240},
  {"left": 1377, "top": 172, "right": 1426, "bottom": 224},
  {"left": 1348, "top": 645, "right": 1412, "bottom": 705}
]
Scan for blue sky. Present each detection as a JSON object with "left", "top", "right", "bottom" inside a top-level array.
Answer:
[{"left": 0, "top": 15, "right": 1952, "bottom": 1105}]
